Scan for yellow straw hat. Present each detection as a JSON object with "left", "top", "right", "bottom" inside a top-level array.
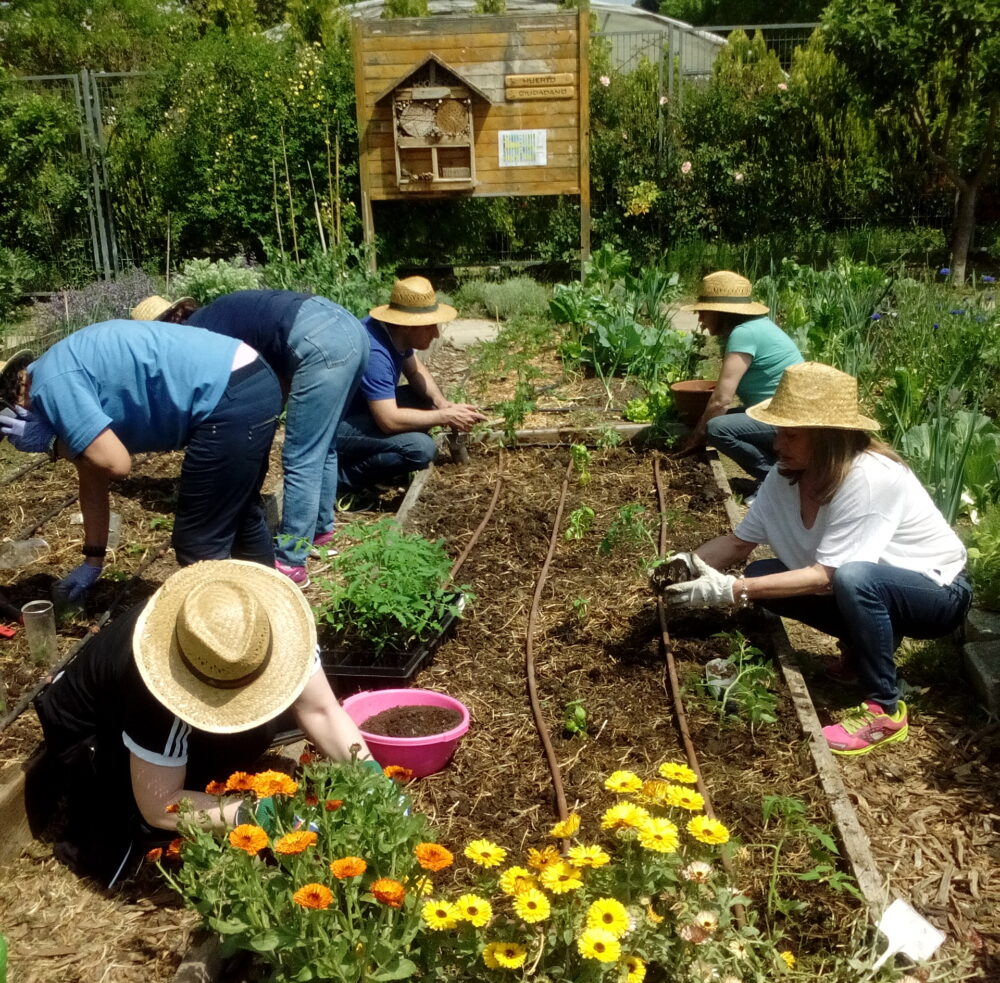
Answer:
[
  {"left": 133, "top": 560, "right": 317, "bottom": 734},
  {"left": 746, "top": 362, "right": 880, "bottom": 431},
  {"left": 369, "top": 276, "right": 457, "bottom": 327},
  {"left": 130, "top": 295, "right": 196, "bottom": 322},
  {"left": 680, "top": 271, "right": 769, "bottom": 315}
]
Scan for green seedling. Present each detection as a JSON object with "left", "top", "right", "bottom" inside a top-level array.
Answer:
[
  {"left": 595, "top": 425, "right": 623, "bottom": 449},
  {"left": 570, "top": 443, "right": 592, "bottom": 485},
  {"left": 149, "top": 515, "right": 173, "bottom": 532},
  {"left": 598, "top": 503, "right": 656, "bottom": 559},
  {"left": 571, "top": 595, "right": 589, "bottom": 621},
  {"left": 564, "top": 505, "right": 595, "bottom": 541},
  {"left": 563, "top": 698, "right": 588, "bottom": 738},
  {"left": 710, "top": 631, "right": 778, "bottom": 732}
]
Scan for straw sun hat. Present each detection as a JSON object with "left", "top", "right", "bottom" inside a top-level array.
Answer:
[
  {"left": 369, "top": 276, "right": 457, "bottom": 327},
  {"left": 681, "top": 271, "right": 769, "bottom": 315},
  {"left": 130, "top": 294, "right": 196, "bottom": 322},
  {"left": 747, "top": 362, "right": 880, "bottom": 431},
  {"left": 0, "top": 349, "right": 35, "bottom": 408},
  {"left": 133, "top": 560, "right": 317, "bottom": 734}
]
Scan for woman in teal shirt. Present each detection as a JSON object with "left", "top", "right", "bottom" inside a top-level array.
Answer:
[{"left": 675, "top": 271, "right": 802, "bottom": 493}]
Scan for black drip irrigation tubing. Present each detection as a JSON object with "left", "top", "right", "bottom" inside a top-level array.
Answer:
[
  {"left": 448, "top": 450, "right": 505, "bottom": 580},
  {"left": 653, "top": 454, "right": 746, "bottom": 928},
  {"left": 525, "top": 458, "right": 574, "bottom": 835}
]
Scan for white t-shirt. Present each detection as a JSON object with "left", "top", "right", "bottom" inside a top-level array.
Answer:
[{"left": 734, "top": 452, "right": 967, "bottom": 586}]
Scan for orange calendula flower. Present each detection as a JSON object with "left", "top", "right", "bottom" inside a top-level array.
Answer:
[
  {"left": 305, "top": 794, "right": 319, "bottom": 807},
  {"left": 526, "top": 845, "right": 562, "bottom": 871},
  {"left": 415, "top": 842, "right": 454, "bottom": 871},
  {"left": 166, "top": 838, "right": 184, "bottom": 860},
  {"left": 145, "top": 847, "right": 163, "bottom": 863},
  {"left": 164, "top": 802, "right": 180, "bottom": 814},
  {"left": 274, "top": 831, "right": 318, "bottom": 855},
  {"left": 204, "top": 780, "right": 227, "bottom": 796},
  {"left": 225, "top": 771, "right": 254, "bottom": 792},
  {"left": 384, "top": 765, "right": 415, "bottom": 782},
  {"left": 371, "top": 878, "right": 406, "bottom": 908},
  {"left": 299, "top": 751, "right": 316, "bottom": 764},
  {"left": 251, "top": 770, "right": 298, "bottom": 798},
  {"left": 330, "top": 856, "right": 367, "bottom": 879},
  {"left": 325, "top": 799, "right": 344, "bottom": 811},
  {"left": 293, "top": 883, "right": 333, "bottom": 910},
  {"left": 229, "top": 824, "right": 269, "bottom": 856}
]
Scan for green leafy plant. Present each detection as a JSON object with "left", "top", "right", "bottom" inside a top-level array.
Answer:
[
  {"left": 149, "top": 516, "right": 174, "bottom": 532},
  {"left": 454, "top": 276, "right": 550, "bottom": 320},
  {"left": 708, "top": 632, "right": 778, "bottom": 733},
  {"left": 312, "top": 518, "right": 468, "bottom": 655},
  {"left": 964, "top": 501, "right": 1000, "bottom": 611},
  {"left": 598, "top": 503, "right": 656, "bottom": 559},
  {"left": 595, "top": 426, "right": 623, "bottom": 450},
  {"left": 495, "top": 368, "right": 540, "bottom": 445},
  {"left": 570, "top": 444, "right": 592, "bottom": 485},
  {"left": 564, "top": 505, "right": 596, "bottom": 542},
  {"left": 171, "top": 257, "right": 263, "bottom": 304},
  {"left": 570, "top": 595, "right": 590, "bottom": 622},
  {"left": 562, "top": 698, "right": 588, "bottom": 738}
]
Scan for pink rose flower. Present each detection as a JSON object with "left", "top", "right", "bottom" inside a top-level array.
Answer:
[
  {"left": 680, "top": 161, "right": 692, "bottom": 174},
  {"left": 599, "top": 75, "right": 610, "bottom": 87}
]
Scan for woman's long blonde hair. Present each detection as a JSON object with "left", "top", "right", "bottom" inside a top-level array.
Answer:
[{"left": 780, "top": 429, "right": 904, "bottom": 505}]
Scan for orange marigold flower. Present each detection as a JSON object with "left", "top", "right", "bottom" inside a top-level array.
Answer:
[
  {"left": 229, "top": 824, "right": 269, "bottom": 856},
  {"left": 415, "top": 842, "right": 454, "bottom": 871},
  {"left": 251, "top": 770, "right": 298, "bottom": 798},
  {"left": 299, "top": 751, "right": 316, "bottom": 764},
  {"left": 305, "top": 794, "right": 319, "bottom": 807},
  {"left": 371, "top": 878, "right": 406, "bottom": 908},
  {"left": 204, "top": 780, "right": 227, "bottom": 796},
  {"left": 164, "top": 802, "right": 180, "bottom": 814},
  {"left": 274, "top": 831, "right": 318, "bottom": 855},
  {"left": 166, "top": 838, "right": 184, "bottom": 860},
  {"left": 145, "top": 847, "right": 163, "bottom": 863},
  {"left": 325, "top": 799, "right": 344, "bottom": 812},
  {"left": 225, "top": 771, "right": 254, "bottom": 792},
  {"left": 527, "top": 846, "right": 562, "bottom": 871},
  {"left": 384, "top": 765, "right": 415, "bottom": 782},
  {"left": 293, "top": 883, "right": 333, "bottom": 910},
  {"left": 330, "top": 856, "right": 367, "bottom": 879}
]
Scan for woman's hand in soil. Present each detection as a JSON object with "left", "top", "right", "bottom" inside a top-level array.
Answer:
[
  {"left": 53, "top": 562, "right": 103, "bottom": 604},
  {"left": 0, "top": 405, "right": 56, "bottom": 454},
  {"left": 661, "top": 554, "right": 736, "bottom": 608}
]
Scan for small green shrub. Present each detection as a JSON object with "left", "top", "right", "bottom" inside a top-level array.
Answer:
[
  {"left": 964, "top": 502, "right": 1000, "bottom": 611},
  {"left": 0, "top": 247, "right": 39, "bottom": 323},
  {"left": 171, "top": 257, "right": 263, "bottom": 304},
  {"left": 312, "top": 518, "right": 468, "bottom": 654},
  {"left": 454, "top": 276, "right": 550, "bottom": 319}
]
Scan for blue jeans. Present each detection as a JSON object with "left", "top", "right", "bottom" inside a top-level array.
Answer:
[
  {"left": 746, "top": 558, "right": 972, "bottom": 712},
  {"left": 706, "top": 410, "right": 778, "bottom": 482},
  {"left": 276, "top": 298, "right": 369, "bottom": 566},
  {"left": 336, "top": 386, "right": 437, "bottom": 492},
  {"left": 173, "top": 358, "right": 281, "bottom": 567}
]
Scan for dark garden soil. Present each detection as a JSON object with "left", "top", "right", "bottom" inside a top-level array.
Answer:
[
  {"left": 360, "top": 705, "right": 463, "bottom": 738},
  {"left": 0, "top": 334, "right": 997, "bottom": 981}
]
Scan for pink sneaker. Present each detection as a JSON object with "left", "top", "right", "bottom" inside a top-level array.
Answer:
[
  {"left": 275, "top": 560, "right": 310, "bottom": 587},
  {"left": 310, "top": 531, "right": 338, "bottom": 558},
  {"left": 312, "top": 531, "right": 335, "bottom": 549},
  {"left": 823, "top": 700, "right": 908, "bottom": 756}
]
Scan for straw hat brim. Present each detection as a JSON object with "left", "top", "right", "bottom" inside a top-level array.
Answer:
[
  {"left": 130, "top": 296, "right": 196, "bottom": 322},
  {"left": 0, "top": 349, "right": 35, "bottom": 406},
  {"left": 133, "top": 560, "right": 317, "bottom": 734},
  {"left": 746, "top": 396, "right": 881, "bottom": 431},
  {"left": 680, "top": 300, "right": 769, "bottom": 315},
  {"left": 369, "top": 302, "right": 457, "bottom": 327}
]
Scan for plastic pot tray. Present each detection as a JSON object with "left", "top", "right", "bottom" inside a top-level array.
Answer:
[{"left": 321, "top": 592, "right": 466, "bottom": 696}]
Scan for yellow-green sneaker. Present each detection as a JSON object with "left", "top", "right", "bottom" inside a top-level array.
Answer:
[{"left": 823, "top": 700, "right": 908, "bottom": 756}]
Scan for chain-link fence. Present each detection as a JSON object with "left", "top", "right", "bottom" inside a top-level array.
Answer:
[{"left": 699, "top": 23, "right": 819, "bottom": 71}]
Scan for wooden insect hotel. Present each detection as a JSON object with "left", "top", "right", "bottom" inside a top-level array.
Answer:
[{"left": 353, "top": 9, "right": 590, "bottom": 262}]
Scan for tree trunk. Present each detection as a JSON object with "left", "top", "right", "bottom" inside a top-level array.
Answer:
[{"left": 949, "top": 178, "right": 979, "bottom": 287}]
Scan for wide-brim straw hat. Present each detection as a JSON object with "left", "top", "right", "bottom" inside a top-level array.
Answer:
[
  {"left": 369, "top": 276, "right": 457, "bottom": 326},
  {"left": 746, "top": 362, "right": 880, "bottom": 431},
  {"left": 681, "top": 270, "right": 769, "bottom": 315},
  {"left": 130, "top": 294, "right": 196, "bottom": 322},
  {"left": 0, "top": 349, "right": 35, "bottom": 407},
  {"left": 133, "top": 560, "right": 317, "bottom": 734}
]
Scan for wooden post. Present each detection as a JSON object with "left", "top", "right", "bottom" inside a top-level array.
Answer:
[
  {"left": 354, "top": 16, "right": 377, "bottom": 270},
  {"left": 578, "top": 7, "right": 591, "bottom": 274}
]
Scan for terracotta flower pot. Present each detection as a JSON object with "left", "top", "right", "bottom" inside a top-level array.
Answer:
[{"left": 670, "top": 380, "right": 716, "bottom": 427}]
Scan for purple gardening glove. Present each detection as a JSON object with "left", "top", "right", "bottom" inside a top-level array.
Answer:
[
  {"left": 0, "top": 405, "right": 56, "bottom": 454},
  {"left": 53, "top": 563, "right": 103, "bottom": 606}
]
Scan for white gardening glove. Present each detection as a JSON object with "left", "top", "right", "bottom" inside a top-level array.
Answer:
[
  {"left": 662, "top": 554, "right": 737, "bottom": 609},
  {"left": 649, "top": 552, "right": 696, "bottom": 595}
]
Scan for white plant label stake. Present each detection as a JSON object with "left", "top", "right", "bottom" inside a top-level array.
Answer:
[{"left": 871, "top": 898, "right": 946, "bottom": 972}]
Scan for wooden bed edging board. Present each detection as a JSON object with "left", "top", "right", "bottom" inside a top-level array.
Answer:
[{"left": 706, "top": 451, "right": 888, "bottom": 912}]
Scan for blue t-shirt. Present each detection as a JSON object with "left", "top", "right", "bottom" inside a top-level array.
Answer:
[
  {"left": 725, "top": 316, "right": 803, "bottom": 407},
  {"left": 186, "top": 290, "right": 311, "bottom": 379},
  {"left": 28, "top": 320, "right": 239, "bottom": 457},
  {"left": 347, "top": 316, "right": 412, "bottom": 415}
]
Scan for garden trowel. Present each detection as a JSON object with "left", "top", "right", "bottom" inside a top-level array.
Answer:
[{"left": 871, "top": 898, "right": 945, "bottom": 972}]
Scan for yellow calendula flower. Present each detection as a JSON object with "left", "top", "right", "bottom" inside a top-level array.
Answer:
[
  {"left": 577, "top": 927, "right": 621, "bottom": 963},
  {"left": 624, "top": 955, "right": 647, "bottom": 983},
  {"left": 605, "top": 770, "right": 643, "bottom": 794},
  {"left": 421, "top": 899, "right": 459, "bottom": 930},
  {"left": 779, "top": 950, "right": 796, "bottom": 969},
  {"left": 638, "top": 817, "right": 680, "bottom": 853},
  {"left": 637, "top": 779, "right": 671, "bottom": 806},
  {"left": 513, "top": 887, "right": 551, "bottom": 923},
  {"left": 539, "top": 860, "right": 584, "bottom": 894},
  {"left": 601, "top": 802, "right": 650, "bottom": 831},
  {"left": 499, "top": 866, "right": 538, "bottom": 895},
  {"left": 687, "top": 815, "right": 731, "bottom": 845},
  {"left": 586, "top": 898, "right": 630, "bottom": 938},
  {"left": 549, "top": 813, "right": 581, "bottom": 838},
  {"left": 464, "top": 839, "right": 507, "bottom": 868},
  {"left": 646, "top": 904, "right": 664, "bottom": 925},
  {"left": 455, "top": 893, "right": 493, "bottom": 927},
  {"left": 672, "top": 786, "right": 705, "bottom": 811},
  {"left": 567, "top": 844, "right": 611, "bottom": 869},
  {"left": 482, "top": 941, "right": 526, "bottom": 969},
  {"left": 482, "top": 942, "right": 501, "bottom": 970},
  {"left": 658, "top": 761, "right": 698, "bottom": 784},
  {"left": 526, "top": 845, "right": 562, "bottom": 871}
]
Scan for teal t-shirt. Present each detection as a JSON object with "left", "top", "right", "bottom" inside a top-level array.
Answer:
[{"left": 725, "top": 316, "right": 802, "bottom": 408}]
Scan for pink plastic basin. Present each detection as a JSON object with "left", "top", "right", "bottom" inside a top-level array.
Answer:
[{"left": 341, "top": 688, "right": 470, "bottom": 778}]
